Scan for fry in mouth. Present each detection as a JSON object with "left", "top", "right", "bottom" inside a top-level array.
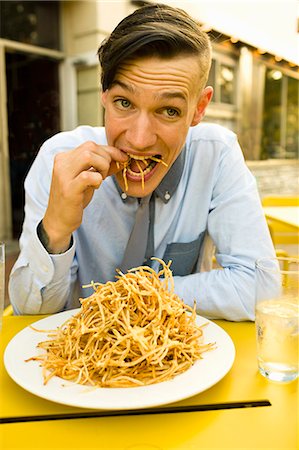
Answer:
[{"left": 121, "top": 154, "right": 168, "bottom": 191}]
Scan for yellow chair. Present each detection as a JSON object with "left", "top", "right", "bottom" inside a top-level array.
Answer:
[
  {"left": 262, "top": 196, "right": 299, "bottom": 247},
  {"left": 262, "top": 196, "right": 299, "bottom": 207},
  {"left": 3, "top": 304, "right": 13, "bottom": 316}
]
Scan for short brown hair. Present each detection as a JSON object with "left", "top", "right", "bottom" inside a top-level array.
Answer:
[{"left": 98, "top": 3, "right": 211, "bottom": 91}]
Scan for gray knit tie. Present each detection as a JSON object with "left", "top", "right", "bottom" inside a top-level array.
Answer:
[{"left": 120, "top": 194, "right": 151, "bottom": 272}]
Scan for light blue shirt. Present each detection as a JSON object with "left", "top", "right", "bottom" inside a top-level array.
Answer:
[{"left": 9, "top": 123, "right": 275, "bottom": 320}]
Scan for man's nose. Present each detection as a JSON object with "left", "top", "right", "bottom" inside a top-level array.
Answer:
[{"left": 126, "top": 113, "right": 157, "bottom": 150}]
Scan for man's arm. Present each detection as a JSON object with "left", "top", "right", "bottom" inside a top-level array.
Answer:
[
  {"left": 173, "top": 139, "right": 275, "bottom": 321},
  {"left": 8, "top": 140, "right": 78, "bottom": 314},
  {"left": 9, "top": 130, "right": 128, "bottom": 314}
]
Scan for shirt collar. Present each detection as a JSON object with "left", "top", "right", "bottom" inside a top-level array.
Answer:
[{"left": 113, "top": 147, "right": 186, "bottom": 204}]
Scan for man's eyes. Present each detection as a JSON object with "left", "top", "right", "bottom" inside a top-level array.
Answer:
[
  {"left": 113, "top": 98, "right": 181, "bottom": 118},
  {"left": 164, "top": 108, "right": 180, "bottom": 118},
  {"left": 114, "top": 98, "right": 131, "bottom": 109}
]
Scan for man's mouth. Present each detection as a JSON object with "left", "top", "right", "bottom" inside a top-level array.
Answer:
[{"left": 121, "top": 153, "right": 168, "bottom": 191}]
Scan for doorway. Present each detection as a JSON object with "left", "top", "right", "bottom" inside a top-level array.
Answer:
[{"left": 6, "top": 52, "right": 60, "bottom": 238}]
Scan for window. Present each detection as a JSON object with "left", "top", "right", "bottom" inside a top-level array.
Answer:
[
  {"left": 205, "top": 51, "right": 238, "bottom": 131},
  {"left": 6, "top": 52, "right": 61, "bottom": 237},
  {"left": 207, "top": 57, "right": 237, "bottom": 105},
  {"left": 261, "top": 69, "right": 299, "bottom": 159},
  {"left": 0, "top": 1, "right": 60, "bottom": 50},
  {"left": 207, "top": 59, "right": 216, "bottom": 92},
  {"left": 286, "top": 77, "right": 299, "bottom": 159},
  {"left": 219, "top": 64, "right": 235, "bottom": 104}
]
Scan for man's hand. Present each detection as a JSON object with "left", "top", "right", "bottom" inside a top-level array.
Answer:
[{"left": 42, "top": 141, "right": 128, "bottom": 254}]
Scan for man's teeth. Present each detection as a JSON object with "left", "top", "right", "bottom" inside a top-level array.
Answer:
[
  {"left": 127, "top": 160, "right": 156, "bottom": 177},
  {"left": 125, "top": 153, "right": 159, "bottom": 176},
  {"left": 127, "top": 153, "right": 163, "bottom": 162},
  {"left": 127, "top": 153, "right": 149, "bottom": 161},
  {"left": 122, "top": 153, "right": 167, "bottom": 178}
]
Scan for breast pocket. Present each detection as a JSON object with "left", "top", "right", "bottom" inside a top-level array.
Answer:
[{"left": 162, "top": 231, "right": 205, "bottom": 276}]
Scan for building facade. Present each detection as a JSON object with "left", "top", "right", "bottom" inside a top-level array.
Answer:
[{"left": 0, "top": 0, "right": 298, "bottom": 241}]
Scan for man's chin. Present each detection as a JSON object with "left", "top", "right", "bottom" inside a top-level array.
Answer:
[{"left": 115, "top": 173, "right": 157, "bottom": 198}]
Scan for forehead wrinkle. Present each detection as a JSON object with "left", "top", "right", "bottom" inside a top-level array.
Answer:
[
  {"left": 115, "top": 59, "right": 197, "bottom": 85},
  {"left": 111, "top": 79, "right": 136, "bottom": 94}
]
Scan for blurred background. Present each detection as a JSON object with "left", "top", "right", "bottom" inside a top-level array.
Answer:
[{"left": 0, "top": 0, "right": 298, "bottom": 284}]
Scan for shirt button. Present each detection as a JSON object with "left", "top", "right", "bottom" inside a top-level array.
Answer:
[
  {"left": 121, "top": 192, "right": 127, "bottom": 200},
  {"left": 164, "top": 191, "right": 171, "bottom": 201}
]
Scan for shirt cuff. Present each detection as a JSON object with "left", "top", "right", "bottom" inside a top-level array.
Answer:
[
  {"left": 50, "top": 239, "right": 76, "bottom": 283},
  {"left": 26, "top": 224, "right": 76, "bottom": 286}
]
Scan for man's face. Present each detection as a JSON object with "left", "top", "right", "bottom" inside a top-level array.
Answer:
[{"left": 102, "top": 55, "right": 212, "bottom": 197}]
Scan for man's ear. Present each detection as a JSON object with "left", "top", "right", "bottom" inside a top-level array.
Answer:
[
  {"left": 191, "top": 86, "right": 213, "bottom": 126},
  {"left": 101, "top": 90, "right": 108, "bottom": 107}
]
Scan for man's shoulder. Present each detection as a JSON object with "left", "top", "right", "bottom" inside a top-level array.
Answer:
[{"left": 188, "top": 123, "right": 237, "bottom": 146}]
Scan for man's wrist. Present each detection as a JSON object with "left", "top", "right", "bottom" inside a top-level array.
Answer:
[{"left": 37, "top": 220, "right": 72, "bottom": 254}]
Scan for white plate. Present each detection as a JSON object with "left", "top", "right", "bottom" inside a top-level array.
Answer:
[{"left": 4, "top": 309, "right": 235, "bottom": 410}]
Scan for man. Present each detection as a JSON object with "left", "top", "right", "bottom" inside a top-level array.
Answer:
[{"left": 9, "top": 3, "right": 275, "bottom": 320}]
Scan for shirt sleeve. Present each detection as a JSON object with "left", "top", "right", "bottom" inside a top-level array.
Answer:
[
  {"left": 173, "top": 136, "right": 276, "bottom": 321},
  {"left": 8, "top": 142, "right": 79, "bottom": 315}
]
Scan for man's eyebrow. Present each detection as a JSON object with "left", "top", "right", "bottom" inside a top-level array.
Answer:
[
  {"left": 154, "top": 90, "right": 187, "bottom": 103},
  {"left": 110, "top": 80, "right": 187, "bottom": 103},
  {"left": 110, "top": 80, "right": 136, "bottom": 94}
]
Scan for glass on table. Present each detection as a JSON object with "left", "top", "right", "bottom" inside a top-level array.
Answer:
[
  {"left": 0, "top": 242, "right": 5, "bottom": 330},
  {"left": 255, "top": 256, "right": 299, "bottom": 383}
]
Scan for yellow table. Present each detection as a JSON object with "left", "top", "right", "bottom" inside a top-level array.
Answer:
[{"left": 1, "top": 316, "right": 298, "bottom": 450}]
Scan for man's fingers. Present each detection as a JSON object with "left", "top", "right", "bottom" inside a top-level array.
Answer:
[
  {"left": 108, "top": 160, "right": 126, "bottom": 177},
  {"left": 54, "top": 142, "right": 128, "bottom": 180},
  {"left": 75, "top": 170, "right": 104, "bottom": 191},
  {"left": 45, "top": 143, "right": 126, "bottom": 242}
]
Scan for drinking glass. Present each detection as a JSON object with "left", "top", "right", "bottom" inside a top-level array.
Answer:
[
  {"left": 0, "top": 242, "right": 5, "bottom": 330},
  {"left": 255, "top": 256, "right": 299, "bottom": 382}
]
